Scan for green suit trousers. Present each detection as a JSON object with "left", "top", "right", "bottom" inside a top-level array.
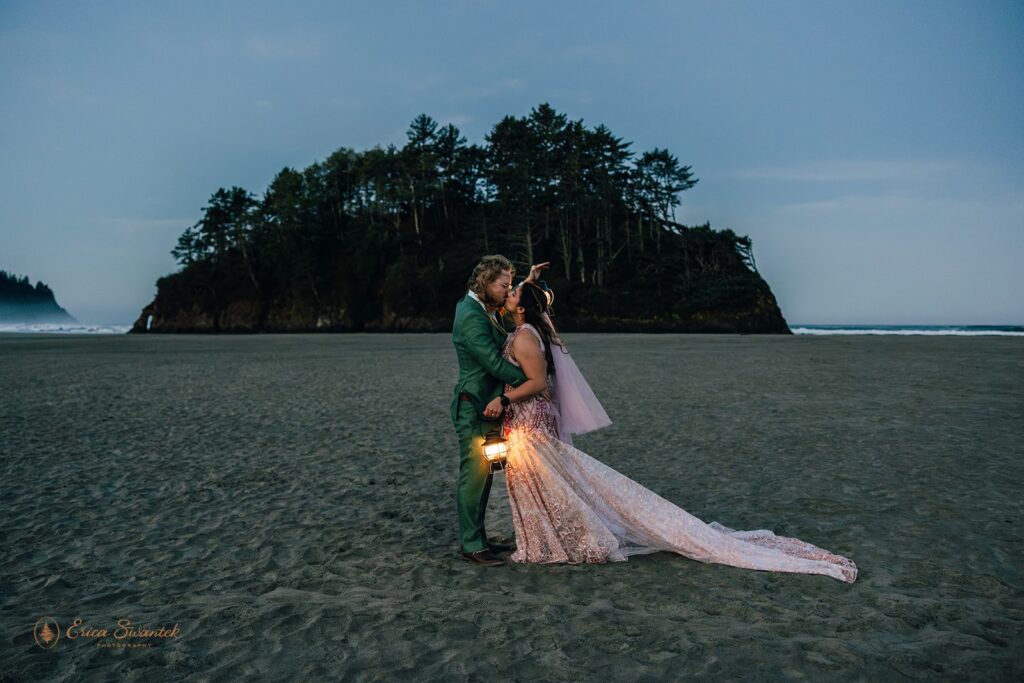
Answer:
[{"left": 453, "top": 400, "right": 504, "bottom": 553}]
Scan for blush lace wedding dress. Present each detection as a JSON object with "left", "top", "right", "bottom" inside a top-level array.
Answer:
[{"left": 500, "top": 323, "right": 858, "bottom": 583}]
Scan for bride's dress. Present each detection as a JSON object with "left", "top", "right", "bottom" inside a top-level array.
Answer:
[{"left": 500, "top": 323, "right": 857, "bottom": 583}]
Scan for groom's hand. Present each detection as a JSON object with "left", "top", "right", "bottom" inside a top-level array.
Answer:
[{"left": 483, "top": 397, "right": 504, "bottom": 419}]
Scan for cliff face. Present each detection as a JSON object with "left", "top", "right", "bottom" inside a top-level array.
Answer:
[
  {"left": 131, "top": 228, "right": 790, "bottom": 335},
  {"left": 131, "top": 286, "right": 789, "bottom": 334},
  {"left": 0, "top": 270, "right": 77, "bottom": 323}
]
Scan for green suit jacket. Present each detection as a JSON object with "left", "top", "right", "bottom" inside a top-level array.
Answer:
[{"left": 450, "top": 293, "right": 528, "bottom": 423}]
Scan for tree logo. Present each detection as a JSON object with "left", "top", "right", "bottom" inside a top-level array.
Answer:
[{"left": 34, "top": 616, "right": 61, "bottom": 650}]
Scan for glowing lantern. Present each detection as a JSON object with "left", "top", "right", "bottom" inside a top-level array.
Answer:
[{"left": 482, "top": 428, "right": 510, "bottom": 472}]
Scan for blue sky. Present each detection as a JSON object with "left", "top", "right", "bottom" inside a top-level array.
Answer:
[{"left": 1, "top": 0, "right": 1022, "bottom": 324}]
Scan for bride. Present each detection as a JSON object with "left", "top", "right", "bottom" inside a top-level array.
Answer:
[{"left": 481, "top": 281, "right": 857, "bottom": 583}]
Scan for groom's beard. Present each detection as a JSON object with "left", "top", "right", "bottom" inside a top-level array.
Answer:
[{"left": 480, "top": 290, "right": 506, "bottom": 310}]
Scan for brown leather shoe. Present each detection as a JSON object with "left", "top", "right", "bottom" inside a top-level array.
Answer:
[
  {"left": 461, "top": 549, "right": 505, "bottom": 567},
  {"left": 487, "top": 541, "right": 516, "bottom": 554}
]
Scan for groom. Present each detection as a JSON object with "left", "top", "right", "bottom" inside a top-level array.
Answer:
[{"left": 451, "top": 255, "right": 544, "bottom": 566}]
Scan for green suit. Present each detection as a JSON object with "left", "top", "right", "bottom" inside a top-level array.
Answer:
[{"left": 451, "top": 293, "right": 527, "bottom": 553}]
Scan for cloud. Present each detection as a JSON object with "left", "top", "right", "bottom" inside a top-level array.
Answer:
[
  {"left": 561, "top": 44, "right": 631, "bottom": 64},
  {"left": 731, "top": 160, "right": 962, "bottom": 183},
  {"left": 460, "top": 77, "right": 526, "bottom": 100},
  {"left": 439, "top": 113, "right": 473, "bottom": 127},
  {"left": 99, "top": 218, "right": 192, "bottom": 232},
  {"left": 19, "top": 73, "right": 104, "bottom": 106},
  {"left": 549, "top": 89, "right": 594, "bottom": 105},
  {"left": 774, "top": 193, "right": 1024, "bottom": 220},
  {"left": 408, "top": 74, "right": 448, "bottom": 93},
  {"left": 329, "top": 96, "right": 362, "bottom": 110},
  {"left": 241, "top": 33, "right": 323, "bottom": 62}
]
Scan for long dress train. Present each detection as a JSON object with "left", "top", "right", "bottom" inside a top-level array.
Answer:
[{"left": 500, "top": 324, "right": 857, "bottom": 583}]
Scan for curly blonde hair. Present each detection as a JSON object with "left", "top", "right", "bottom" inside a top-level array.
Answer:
[{"left": 467, "top": 255, "right": 515, "bottom": 299}]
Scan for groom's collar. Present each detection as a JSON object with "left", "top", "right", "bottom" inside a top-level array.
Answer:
[{"left": 467, "top": 290, "right": 490, "bottom": 314}]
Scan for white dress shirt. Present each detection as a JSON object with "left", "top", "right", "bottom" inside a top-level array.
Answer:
[{"left": 467, "top": 290, "right": 488, "bottom": 313}]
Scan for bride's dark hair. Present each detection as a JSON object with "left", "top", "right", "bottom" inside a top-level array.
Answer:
[{"left": 517, "top": 281, "right": 564, "bottom": 377}]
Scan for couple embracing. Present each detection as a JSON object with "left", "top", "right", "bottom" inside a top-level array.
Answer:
[{"left": 451, "top": 255, "right": 857, "bottom": 582}]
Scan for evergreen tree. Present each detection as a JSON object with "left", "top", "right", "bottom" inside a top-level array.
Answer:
[{"left": 145, "top": 105, "right": 789, "bottom": 334}]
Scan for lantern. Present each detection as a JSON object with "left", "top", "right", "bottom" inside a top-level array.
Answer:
[{"left": 482, "top": 428, "right": 510, "bottom": 472}]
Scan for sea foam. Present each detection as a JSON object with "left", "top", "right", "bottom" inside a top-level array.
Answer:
[
  {"left": 0, "top": 323, "right": 131, "bottom": 335},
  {"left": 792, "top": 325, "right": 1024, "bottom": 336}
]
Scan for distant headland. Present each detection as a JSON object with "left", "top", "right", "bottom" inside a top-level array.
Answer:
[
  {"left": 0, "top": 270, "right": 76, "bottom": 324},
  {"left": 132, "top": 103, "right": 789, "bottom": 334}
]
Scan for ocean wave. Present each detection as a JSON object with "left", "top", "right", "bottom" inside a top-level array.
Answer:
[
  {"left": 792, "top": 326, "right": 1024, "bottom": 336},
  {"left": 0, "top": 323, "right": 131, "bottom": 335},
  {"left": 3, "top": 322, "right": 1021, "bottom": 337}
]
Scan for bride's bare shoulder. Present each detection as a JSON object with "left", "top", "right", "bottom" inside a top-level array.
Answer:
[{"left": 511, "top": 325, "right": 543, "bottom": 354}]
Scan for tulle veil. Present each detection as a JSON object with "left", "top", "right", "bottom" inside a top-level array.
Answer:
[{"left": 541, "top": 313, "right": 612, "bottom": 445}]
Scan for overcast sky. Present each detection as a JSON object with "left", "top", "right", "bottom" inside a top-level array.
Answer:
[{"left": 1, "top": 0, "right": 1022, "bottom": 325}]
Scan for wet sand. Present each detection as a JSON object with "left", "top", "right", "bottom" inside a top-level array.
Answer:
[{"left": 1, "top": 332, "right": 1021, "bottom": 680}]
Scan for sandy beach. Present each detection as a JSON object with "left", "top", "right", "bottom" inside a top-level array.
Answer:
[{"left": 1, "top": 332, "right": 1021, "bottom": 680}]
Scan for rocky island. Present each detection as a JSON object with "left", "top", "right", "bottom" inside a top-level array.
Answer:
[
  {"left": 132, "top": 104, "right": 789, "bottom": 334},
  {"left": 0, "top": 270, "right": 76, "bottom": 324}
]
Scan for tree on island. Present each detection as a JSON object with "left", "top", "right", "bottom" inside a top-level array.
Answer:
[
  {"left": 135, "top": 103, "right": 788, "bottom": 333},
  {"left": 0, "top": 270, "right": 76, "bottom": 323}
]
